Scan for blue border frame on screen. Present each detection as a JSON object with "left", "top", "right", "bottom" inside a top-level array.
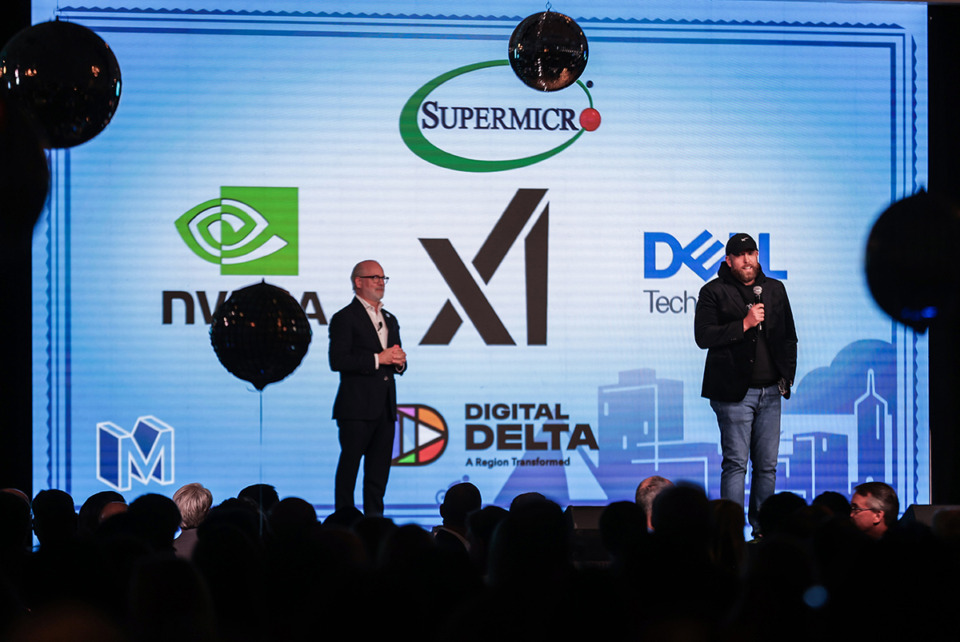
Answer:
[{"left": 40, "top": 9, "right": 922, "bottom": 502}]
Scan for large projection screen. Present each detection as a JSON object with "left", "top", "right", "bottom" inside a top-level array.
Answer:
[{"left": 31, "top": 1, "right": 929, "bottom": 524}]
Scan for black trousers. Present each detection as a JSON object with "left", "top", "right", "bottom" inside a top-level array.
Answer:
[{"left": 334, "top": 410, "right": 395, "bottom": 516}]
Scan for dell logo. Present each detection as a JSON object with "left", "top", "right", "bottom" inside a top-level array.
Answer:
[{"left": 644, "top": 231, "right": 787, "bottom": 281}]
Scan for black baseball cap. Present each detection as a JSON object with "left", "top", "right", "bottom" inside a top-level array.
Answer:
[{"left": 725, "top": 233, "right": 758, "bottom": 256}]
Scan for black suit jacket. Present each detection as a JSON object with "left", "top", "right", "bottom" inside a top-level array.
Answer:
[{"left": 329, "top": 297, "right": 404, "bottom": 421}]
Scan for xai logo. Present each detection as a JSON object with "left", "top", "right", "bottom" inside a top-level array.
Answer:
[
  {"left": 399, "top": 60, "right": 600, "bottom": 172},
  {"left": 97, "top": 416, "right": 175, "bottom": 492},
  {"left": 420, "top": 189, "right": 548, "bottom": 345},
  {"left": 176, "top": 187, "right": 298, "bottom": 275},
  {"left": 393, "top": 405, "right": 448, "bottom": 466}
]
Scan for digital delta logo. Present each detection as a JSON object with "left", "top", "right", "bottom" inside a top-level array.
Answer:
[
  {"left": 393, "top": 405, "right": 448, "bottom": 466},
  {"left": 400, "top": 60, "right": 601, "bottom": 172},
  {"left": 176, "top": 186, "right": 298, "bottom": 275}
]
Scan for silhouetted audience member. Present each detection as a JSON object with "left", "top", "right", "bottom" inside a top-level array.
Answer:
[
  {"left": 733, "top": 527, "right": 821, "bottom": 642},
  {"left": 77, "top": 490, "right": 124, "bottom": 538},
  {"left": 9, "top": 482, "right": 960, "bottom": 642},
  {"left": 352, "top": 514, "right": 398, "bottom": 564},
  {"left": 635, "top": 475, "right": 673, "bottom": 531},
  {"left": 267, "top": 496, "right": 318, "bottom": 543},
  {"left": 0, "top": 490, "right": 32, "bottom": 603},
  {"left": 1, "top": 488, "right": 31, "bottom": 506},
  {"left": 236, "top": 484, "right": 278, "bottom": 537},
  {"left": 18, "top": 491, "right": 114, "bottom": 625},
  {"left": 127, "top": 493, "right": 182, "bottom": 555},
  {"left": 931, "top": 507, "right": 960, "bottom": 556},
  {"left": 508, "top": 490, "right": 547, "bottom": 511},
  {"left": 0, "top": 490, "right": 32, "bottom": 553},
  {"left": 647, "top": 483, "right": 736, "bottom": 633},
  {"left": 377, "top": 523, "right": 483, "bottom": 641},
  {"left": 378, "top": 522, "right": 436, "bottom": 570},
  {"left": 323, "top": 505, "right": 364, "bottom": 530},
  {"left": 488, "top": 495, "right": 571, "bottom": 591},
  {"left": 31, "top": 489, "right": 78, "bottom": 547},
  {"left": 238, "top": 483, "right": 280, "bottom": 514},
  {"left": 650, "top": 482, "right": 712, "bottom": 549},
  {"left": 433, "top": 481, "right": 482, "bottom": 556},
  {"left": 200, "top": 497, "right": 263, "bottom": 546},
  {"left": 465, "top": 504, "right": 508, "bottom": 577},
  {"left": 266, "top": 501, "right": 366, "bottom": 642},
  {"left": 756, "top": 491, "right": 807, "bottom": 538},
  {"left": 172, "top": 482, "right": 213, "bottom": 559},
  {"left": 462, "top": 497, "right": 578, "bottom": 639},
  {"left": 193, "top": 499, "right": 268, "bottom": 642},
  {"left": 598, "top": 500, "right": 647, "bottom": 572},
  {"left": 0, "top": 570, "right": 28, "bottom": 636},
  {"left": 710, "top": 498, "right": 746, "bottom": 576},
  {"left": 128, "top": 556, "right": 219, "bottom": 642},
  {"left": 98, "top": 500, "right": 128, "bottom": 526},
  {"left": 812, "top": 490, "right": 851, "bottom": 518}
]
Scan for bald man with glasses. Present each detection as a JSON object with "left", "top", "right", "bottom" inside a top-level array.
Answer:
[{"left": 329, "top": 260, "right": 406, "bottom": 516}]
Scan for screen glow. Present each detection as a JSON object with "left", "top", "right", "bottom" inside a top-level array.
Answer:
[{"left": 31, "top": 1, "right": 929, "bottom": 523}]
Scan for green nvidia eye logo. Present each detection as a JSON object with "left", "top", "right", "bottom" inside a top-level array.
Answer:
[{"left": 176, "top": 187, "right": 298, "bottom": 275}]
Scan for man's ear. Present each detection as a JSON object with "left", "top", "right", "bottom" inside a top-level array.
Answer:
[{"left": 873, "top": 510, "right": 885, "bottom": 527}]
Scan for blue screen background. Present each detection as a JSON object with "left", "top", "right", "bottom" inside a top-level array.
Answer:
[{"left": 31, "top": 1, "right": 929, "bottom": 524}]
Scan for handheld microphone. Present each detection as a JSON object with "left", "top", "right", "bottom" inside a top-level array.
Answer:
[{"left": 752, "top": 286, "right": 763, "bottom": 331}]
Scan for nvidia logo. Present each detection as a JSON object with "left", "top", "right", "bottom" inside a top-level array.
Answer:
[{"left": 176, "top": 187, "right": 298, "bottom": 275}]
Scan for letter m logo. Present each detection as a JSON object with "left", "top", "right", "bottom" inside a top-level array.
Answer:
[
  {"left": 420, "top": 189, "right": 548, "bottom": 345},
  {"left": 97, "top": 416, "right": 175, "bottom": 491}
]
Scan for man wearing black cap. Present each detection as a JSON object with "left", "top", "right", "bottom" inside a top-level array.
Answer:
[{"left": 694, "top": 233, "right": 797, "bottom": 538}]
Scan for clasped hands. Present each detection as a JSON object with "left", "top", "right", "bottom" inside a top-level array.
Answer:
[{"left": 379, "top": 344, "right": 406, "bottom": 368}]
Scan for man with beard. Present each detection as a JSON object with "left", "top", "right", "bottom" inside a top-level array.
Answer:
[{"left": 695, "top": 234, "right": 797, "bottom": 538}]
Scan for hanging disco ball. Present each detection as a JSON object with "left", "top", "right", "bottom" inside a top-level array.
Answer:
[
  {"left": 508, "top": 10, "right": 588, "bottom": 92},
  {"left": 0, "top": 20, "right": 122, "bottom": 148}
]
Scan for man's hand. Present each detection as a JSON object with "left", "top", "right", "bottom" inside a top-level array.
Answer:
[
  {"left": 743, "top": 303, "right": 765, "bottom": 332},
  {"left": 379, "top": 345, "right": 406, "bottom": 367}
]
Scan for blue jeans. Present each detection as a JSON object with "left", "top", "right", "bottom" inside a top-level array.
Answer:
[{"left": 711, "top": 384, "right": 781, "bottom": 536}]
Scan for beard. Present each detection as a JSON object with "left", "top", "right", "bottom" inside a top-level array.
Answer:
[{"left": 730, "top": 262, "right": 758, "bottom": 284}]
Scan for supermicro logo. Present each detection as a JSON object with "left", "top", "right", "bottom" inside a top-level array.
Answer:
[{"left": 399, "top": 60, "right": 600, "bottom": 172}]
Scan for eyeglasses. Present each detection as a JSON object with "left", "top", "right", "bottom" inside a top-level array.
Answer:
[
  {"left": 357, "top": 275, "right": 389, "bottom": 283},
  {"left": 850, "top": 505, "right": 879, "bottom": 514}
]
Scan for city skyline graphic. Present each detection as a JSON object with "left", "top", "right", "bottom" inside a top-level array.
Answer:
[{"left": 495, "top": 325, "right": 923, "bottom": 515}]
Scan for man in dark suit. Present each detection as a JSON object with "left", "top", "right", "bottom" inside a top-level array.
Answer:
[{"left": 329, "top": 260, "right": 406, "bottom": 516}]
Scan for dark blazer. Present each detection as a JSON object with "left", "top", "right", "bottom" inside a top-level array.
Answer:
[
  {"left": 694, "top": 263, "right": 797, "bottom": 402},
  {"left": 329, "top": 297, "right": 404, "bottom": 421}
]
